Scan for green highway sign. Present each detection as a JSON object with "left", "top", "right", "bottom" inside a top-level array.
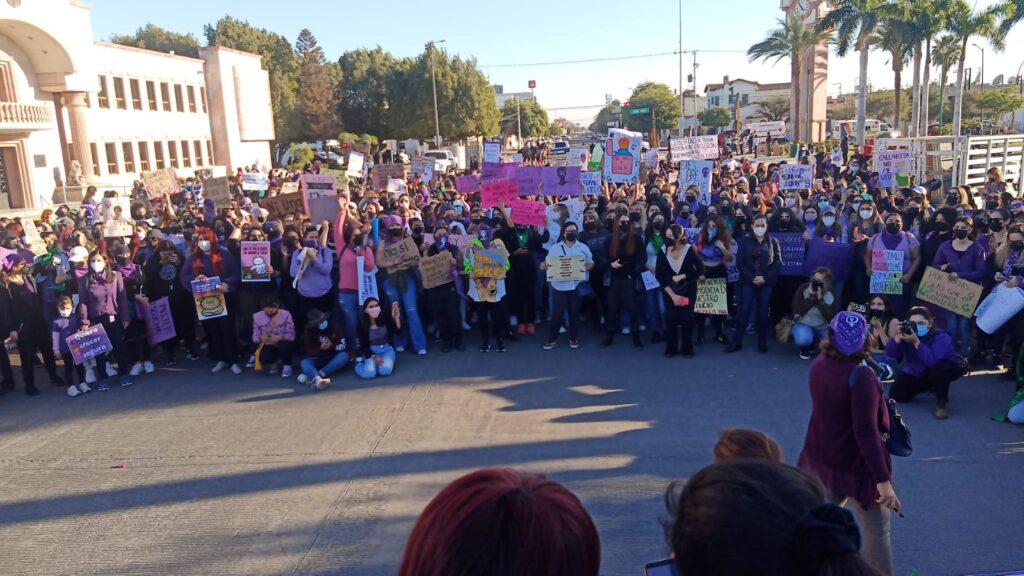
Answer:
[{"left": 628, "top": 107, "right": 651, "bottom": 115}]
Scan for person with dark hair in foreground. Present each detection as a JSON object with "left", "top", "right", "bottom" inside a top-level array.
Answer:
[{"left": 713, "top": 427, "right": 783, "bottom": 462}]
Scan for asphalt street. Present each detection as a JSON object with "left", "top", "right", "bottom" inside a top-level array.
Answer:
[{"left": 0, "top": 331, "right": 1021, "bottom": 576}]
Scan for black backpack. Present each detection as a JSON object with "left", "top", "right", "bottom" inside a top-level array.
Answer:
[{"left": 848, "top": 364, "right": 912, "bottom": 457}]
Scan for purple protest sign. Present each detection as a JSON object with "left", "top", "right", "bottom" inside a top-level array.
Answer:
[
  {"left": 804, "top": 238, "right": 854, "bottom": 284},
  {"left": 513, "top": 166, "right": 542, "bottom": 196},
  {"left": 540, "top": 166, "right": 581, "bottom": 196},
  {"left": 241, "top": 241, "right": 272, "bottom": 282},
  {"left": 455, "top": 175, "right": 480, "bottom": 193},
  {"left": 773, "top": 232, "right": 807, "bottom": 276},
  {"left": 143, "top": 296, "right": 177, "bottom": 346},
  {"left": 481, "top": 162, "right": 501, "bottom": 182},
  {"left": 66, "top": 324, "right": 114, "bottom": 365}
]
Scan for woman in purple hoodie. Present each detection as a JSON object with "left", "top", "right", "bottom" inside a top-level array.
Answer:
[
  {"left": 931, "top": 217, "right": 986, "bottom": 358},
  {"left": 77, "top": 249, "right": 133, "bottom": 390}
]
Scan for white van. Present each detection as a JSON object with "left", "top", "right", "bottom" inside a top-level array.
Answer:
[{"left": 828, "top": 119, "right": 894, "bottom": 140}]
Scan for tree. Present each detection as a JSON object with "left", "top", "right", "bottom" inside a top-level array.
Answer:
[
  {"left": 909, "top": 0, "right": 950, "bottom": 136},
  {"left": 622, "top": 82, "right": 682, "bottom": 134},
  {"left": 970, "top": 87, "right": 1024, "bottom": 121},
  {"left": 286, "top": 143, "right": 314, "bottom": 170},
  {"left": 499, "top": 98, "right": 548, "bottom": 138},
  {"left": 700, "top": 107, "right": 733, "bottom": 129},
  {"left": 748, "top": 13, "right": 830, "bottom": 144},
  {"left": 872, "top": 17, "right": 915, "bottom": 129},
  {"left": 110, "top": 24, "right": 200, "bottom": 58},
  {"left": 998, "top": 0, "right": 1024, "bottom": 33},
  {"left": 335, "top": 47, "right": 409, "bottom": 139},
  {"left": 931, "top": 34, "right": 961, "bottom": 124},
  {"left": 293, "top": 29, "right": 340, "bottom": 142},
  {"left": 588, "top": 102, "right": 622, "bottom": 133},
  {"left": 818, "top": 0, "right": 903, "bottom": 146},
  {"left": 755, "top": 96, "right": 790, "bottom": 121},
  {"left": 945, "top": 0, "right": 1003, "bottom": 136}
]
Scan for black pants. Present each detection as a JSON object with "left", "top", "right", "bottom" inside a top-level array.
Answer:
[
  {"left": 606, "top": 276, "right": 639, "bottom": 335},
  {"left": 126, "top": 318, "right": 152, "bottom": 364},
  {"left": 15, "top": 326, "right": 59, "bottom": 389},
  {"left": 0, "top": 345, "right": 13, "bottom": 387},
  {"left": 90, "top": 315, "right": 132, "bottom": 379},
  {"left": 61, "top": 352, "right": 86, "bottom": 386},
  {"left": 163, "top": 290, "right": 197, "bottom": 360},
  {"left": 890, "top": 363, "right": 955, "bottom": 403},
  {"left": 477, "top": 300, "right": 507, "bottom": 345},
  {"left": 508, "top": 264, "right": 536, "bottom": 325},
  {"left": 663, "top": 293, "right": 696, "bottom": 355},
  {"left": 549, "top": 289, "right": 581, "bottom": 342},
  {"left": 428, "top": 286, "right": 462, "bottom": 347},
  {"left": 203, "top": 313, "right": 239, "bottom": 364},
  {"left": 257, "top": 341, "right": 293, "bottom": 366},
  {"left": 585, "top": 270, "right": 608, "bottom": 331}
]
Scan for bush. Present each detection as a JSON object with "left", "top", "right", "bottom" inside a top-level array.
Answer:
[{"left": 287, "top": 144, "right": 315, "bottom": 171}]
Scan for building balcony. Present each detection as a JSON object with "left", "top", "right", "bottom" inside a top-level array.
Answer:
[{"left": 0, "top": 102, "right": 53, "bottom": 130}]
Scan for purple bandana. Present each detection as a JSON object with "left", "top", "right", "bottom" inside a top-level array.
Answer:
[{"left": 829, "top": 311, "right": 868, "bottom": 356}]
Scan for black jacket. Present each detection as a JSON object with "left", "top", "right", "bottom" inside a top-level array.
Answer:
[
  {"left": 736, "top": 234, "right": 782, "bottom": 286},
  {"left": 655, "top": 244, "right": 705, "bottom": 300}
]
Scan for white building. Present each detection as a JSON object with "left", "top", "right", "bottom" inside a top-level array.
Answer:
[
  {"left": 493, "top": 85, "right": 535, "bottom": 110},
  {"left": 704, "top": 77, "right": 791, "bottom": 126},
  {"left": 0, "top": 0, "right": 274, "bottom": 211}
]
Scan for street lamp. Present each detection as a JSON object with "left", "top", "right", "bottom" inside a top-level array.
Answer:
[
  {"left": 973, "top": 43, "right": 985, "bottom": 128},
  {"left": 428, "top": 39, "right": 446, "bottom": 147}
]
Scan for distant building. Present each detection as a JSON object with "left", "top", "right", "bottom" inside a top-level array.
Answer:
[
  {"left": 493, "top": 85, "right": 535, "bottom": 110},
  {"left": 704, "top": 76, "right": 791, "bottom": 126}
]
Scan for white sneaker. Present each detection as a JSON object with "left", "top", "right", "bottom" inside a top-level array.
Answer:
[
  {"left": 78, "top": 382, "right": 92, "bottom": 394},
  {"left": 622, "top": 327, "right": 631, "bottom": 335},
  {"left": 105, "top": 364, "right": 118, "bottom": 378},
  {"left": 312, "top": 376, "right": 331, "bottom": 391},
  {"left": 296, "top": 373, "right": 308, "bottom": 384},
  {"left": 462, "top": 322, "right": 472, "bottom": 331},
  {"left": 395, "top": 346, "right": 405, "bottom": 353},
  {"left": 281, "top": 366, "right": 293, "bottom": 378},
  {"left": 129, "top": 362, "right": 144, "bottom": 377},
  {"left": 559, "top": 326, "right": 567, "bottom": 334},
  {"left": 143, "top": 361, "right": 155, "bottom": 374},
  {"left": 67, "top": 385, "right": 80, "bottom": 398},
  {"left": 245, "top": 355, "right": 256, "bottom": 369},
  {"left": 230, "top": 363, "right": 242, "bottom": 375},
  {"left": 211, "top": 361, "right": 228, "bottom": 373},
  {"left": 268, "top": 362, "right": 280, "bottom": 374},
  {"left": 84, "top": 367, "right": 97, "bottom": 384}
]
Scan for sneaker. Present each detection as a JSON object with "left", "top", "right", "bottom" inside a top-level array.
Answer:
[
  {"left": 165, "top": 357, "right": 177, "bottom": 367},
  {"left": 98, "top": 381, "right": 110, "bottom": 392},
  {"left": 799, "top": 348, "right": 812, "bottom": 360},
  {"left": 559, "top": 325, "right": 567, "bottom": 334},
  {"left": 395, "top": 346, "right": 406, "bottom": 353},
  {"left": 935, "top": 400, "right": 950, "bottom": 420},
  {"left": 67, "top": 385, "right": 81, "bottom": 398},
  {"left": 84, "top": 367, "right": 97, "bottom": 384},
  {"left": 543, "top": 340, "right": 558, "bottom": 350},
  {"left": 211, "top": 361, "right": 228, "bottom": 373},
  {"left": 495, "top": 341, "right": 507, "bottom": 353},
  {"left": 143, "top": 361, "right": 155, "bottom": 374},
  {"left": 245, "top": 355, "right": 256, "bottom": 369},
  {"left": 78, "top": 382, "right": 92, "bottom": 394},
  {"left": 312, "top": 376, "right": 331, "bottom": 391},
  {"left": 230, "top": 363, "right": 242, "bottom": 375},
  {"left": 569, "top": 339, "right": 580, "bottom": 349},
  {"left": 129, "top": 362, "right": 144, "bottom": 377},
  {"left": 622, "top": 327, "right": 631, "bottom": 335},
  {"left": 105, "top": 364, "right": 118, "bottom": 378},
  {"left": 267, "top": 362, "right": 280, "bottom": 374},
  {"left": 296, "top": 373, "right": 308, "bottom": 384},
  {"left": 120, "top": 376, "right": 133, "bottom": 387},
  {"left": 281, "top": 366, "right": 293, "bottom": 378},
  {"left": 461, "top": 322, "right": 472, "bottom": 331},
  {"left": 185, "top": 350, "right": 201, "bottom": 361},
  {"left": 526, "top": 323, "right": 536, "bottom": 335},
  {"left": 480, "top": 344, "right": 491, "bottom": 353},
  {"left": 417, "top": 349, "right": 427, "bottom": 356}
]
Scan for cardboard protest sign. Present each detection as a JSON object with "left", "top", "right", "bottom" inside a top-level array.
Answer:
[
  {"left": 241, "top": 241, "right": 272, "bottom": 282},
  {"left": 423, "top": 233, "right": 476, "bottom": 252},
  {"left": 191, "top": 276, "right": 228, "bottom": 320},
  {"left": 670, "top": 136, "right": 719, "bottom": 161},
  {"left": 643, "top": 149, "right": 660, "bottom": 169},
  {"left": 346, "top": 151, "right": 365, "bottom": 178},
  {"left": 540, "top": 166, "right": 581, "bottom": 196},
  {"left": 694, "top": 277, "right": 728, "bottom": 315},
  {"left": 679, "top": 160, "right": 714, "bottom": 205},
  {"left": 141, "top": 296, "right": 176, "bottom": 346},
  {"left": 480, "top": 180, "right": 519, "bottom": 207},
  {"left": 302, "top": 173, "right": 339, "bottom": 224},
  {"left": 568, "top": 147, "right": 588, "bottom": 167},
  {"left": 411, "top": 156, "right": 432, "bottom": 178},
  {"left": 779, "top": 165, "right": 813, "bottom": 190},
  {"left": 242, "top": 173, "right": 269, "bottom": 191},
  {"left": 20, "top": 219, "right": 47, "bottom": 256},
  {"left": 545, "top": 254, "right": 586, "bottom": 282},
  {"left": 870, "top": 248, "right": 904, "bottom": 294},
  {"left": 471, "top": 248, "right": 507, "bottom": 279},
  {"left": 581, "top": 171, "right": 602, "bottom": 195},
  {"left": 916, "top": 266, "right": 983, "bottom": 318},
  {"left": 357, "top": 255, "right": 379, "bottom": 305},
  {"left": 66, "top": 324, "right": 114, "bottom": 365},
  {"left": 804, "top": 239, "right": 854, "bottom": 284},
  {"left": 372, "top": 164, "right": 407, "bottom": 189},
  {"left": 483, "top": 141, "right": 502, "bottom": 164},
  {"left": 419, "top": 252, "right": 454, "bottom": 289},
  {"left": 376, "top": 237, "right": 420, "bottom": 272},
  {"left": 279, "top": 181, "right": 300, "bottom": 194},
  {"left": 203, "top": 176, "right": 232, "bottom": 209},
  {"left": 773, "top": 233, "right": 806, "bottom": 276},
  {"left": 508, "top": 199, "right": 546, "bottom": 226},
  {"left": 876, "top": 149, "right": 912, "bottom": 187},
  {"left": 513, "top": 166, "right": 542, "bottom": 195},
  {"left": 262, "top": 191, "right": 305, "bottom": 219},
  {"left": 455, "top": 175, "right": 480, "bottom": 193},
  {"left": 831, "top": 148, "right": 844, "bottom": 165},
  {"left": 603, "top": 129, "right": 642, "bottom": 184},
  {"left": 142, "top": 167, "right": 180, "bottom": 198}
]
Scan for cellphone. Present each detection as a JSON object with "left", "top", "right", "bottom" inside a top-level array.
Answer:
[{"left": 644, "top": 558, "right": 679, "bottom": 576}]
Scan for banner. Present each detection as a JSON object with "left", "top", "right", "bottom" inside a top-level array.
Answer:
[
  {"left": 262, "top": 191, "right": 305, "bottom": 219},
  {"left": 581, "top": 171, "right": 602, "bottom": 195},
  {"left": 780, "top": 165, "right": 813, "bottom": 190},
  {"left": 376, "top": 237, "right": 420, "bottom": 272},
  {"left": 241, "top": 173, "right": 269, "bottom": 191},
  {"left": 545, "top": 254, "right": 586, "bottom": 282},
  {"left": 357, "top": 255, "right": 379, "bottom": 305},
  {"left": 916, "top": 266, "right": 984, "bottom": 318},
  {"left": 804, "top": 239, "right": 854, "bottom": 284},
  {"left": 670, "top": 135, "right": 719, "bottom": 161},
  {"left": 471, "top": 248, "right": 507, "bottom": 279},
  {"left": 372, "top": 164, "right": 407, "bottom": 189},
  {"left": 483, "top": 140, "right": 502, "bottom": 164},
  {"left": 679, "top": 160, "right": 714, "bottom": 205},
  {"left": 142, "top": 167, "right": 180, "bottom": 198},
  {"left": 66, "top": 324, "right": 114, "bottom": 365},
  {"left": 694, "top": 277, "right": 728, "bottom": 315},
  {"left": 508, "top": 199, "right": 546, "bottom": 226},
  {"left": 603, "top": 128, "right": 642, "bottom": 184},
  {"left": 142, "top": 296, "right": 176, "bottom": 346},
  {"left": 455, "top": 175, "right": 480, "bottom": 193},
  {"left": 302, "top": 173, "right": 339, "bottom": 224},
  {"left": 513, "top": 166, "right": 542, "bottom": 195},
  {"left": 480, "top": 180, "right": 519, "bottom": 207},
  {"left": 191, "top": 276, "right": 228, "bottom": 320},
  {"left": 568, "top": 147, "right": 588, "bottom": 167},
  {"left": 540, "top": 166, "right": 581, "bottom": 196},
  {"left": 346, "top": 151, "right": 365, "bottom": 178},
  {"left": 774, "top": 232, "right": 806, "bottom": 276},
  {"left": 876, "top": 149, "right": 912, "bottom": 187},
  {"left": 746, "top": 121, "right": 786, "bottom": 139},
  {"left": 241, "top": 241, "right": 272, "bottom": 282},
  {"left": 204, "top": 176, "right": 232, "bottom": 209},
  {"left": 419, "top": 252, "right": 455, "bottom": 289}
]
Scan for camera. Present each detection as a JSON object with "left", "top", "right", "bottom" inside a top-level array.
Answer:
[
  {"left": 900, "top": 320, "right": 916, "bottom": 336},
  {"left": 810, "top": 279, "right": 824, "bottom": 290}
]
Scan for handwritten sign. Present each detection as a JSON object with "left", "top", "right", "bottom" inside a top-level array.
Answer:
[
  {"left": 780, "top": 165, "right": 813, "bottom": 190},
  {"left": 581, "top": 171, "right": 602, "bottom": 196},
  {"left": 419, "top": 252, "right": 454, "bottom": 289},
  {"left": 142, "top": 167, "right": 179, "bottom": 198},
  {"left": 916, "top": 266, "right": 983, "bottom": 318},
  {"left": 509, "top": 199, "right": 546, "bottom": 226},
  {"left": 876, "top": 149, "right": 912, "bottom": 187},
  {"left": 870, "top": 245, "right": 905, "bottom": 295},
  {"left": 423, "top": 233, "right": 476, "bottom": 252},
  {"left": 455, "top": 175, "right": 480, "bottom": 193},
  {"left": 279, "top": 181, "right": 299, "bottom": 194},
  {"left": 694, "top": 277, "right": 728, "bottom": 315},
  {"left": 242, "top": 173, "right": 269, "bottom": 191},
  {"left": 471, "top": 248, "right": 507, "bottom": 279},
  {"left": 66, "top": 324, "right": 114, "bottom": 365},
  {"left": 641, "top": 270, "right": 660, "bottom": 291},
  {"left": 747, "top": 121, "right": 786, "bottom": 139},
  {"left": 568, "top": 147, "right": 588, "bottom": 167},
  {"left": 372, "top": 164, "right": 407, "bottom": 189},
  {"left": 603, "top": 128, "right": 642, "bottom": 184},
  {"left": 387, "top": 178, "right": 407, "bottom": 194},
  {"left": 376, "top": 237, "right": 420, "bottom": 272},
  {"left": 540, "top": 166, "right": 581, "bottom": 196},
  {"left": 774, "top": 232, "right": 806, "bottom": 276},
  {"left": 302, "top": 173, "right": 339, "bottom": 224},
  {"left": 670, "top": 136, "right": 719, "bottom": 161},
  {"left": 545, "top": 254, "right": 586, "bottom": 282},
  {"left": 241, "top": 241, "right": 271, "bottom": 282},
  {"left": 191, "top": 276, "right": 228, "bottom": 320},
  {"left": 357, "top": 255, "right": 379, "bottom": 305},
  {"left": 804, "top": 239, "right": 854, "bottom": 284},
  {"left": 20, "top": 219, "right": 47, "bottom": 256},
  {"left": 513, "top": 166, "right": 542, "bottom": 196},
  {"left": 679, "top": 160, "right": 714, "bottom": 205},
  {"left": 346, "top": 151, "right": 365, "bottom": 178},
  {"left": 204, "top": 176, "right": 232, "bottom": 209},
  {"left": 141, "top": 296, "right": 176, "bottom": 346},
  {"left": 483, "top": 141, "right": 502, "bottom": 164},
  {"left": 262, "top": 192, "right": 304, "bottom": 219},
  {"left": 480, "top": 180, "right": 519, "bottom": 207}
]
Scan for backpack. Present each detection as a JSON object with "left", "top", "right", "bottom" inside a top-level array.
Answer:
[{"left": 848, "top": 364, "right": 912, "bottom": 457}]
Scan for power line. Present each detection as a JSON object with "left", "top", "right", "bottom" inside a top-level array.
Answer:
[{"left": 480, "top": 49, "right": 744, "bottom": 69}]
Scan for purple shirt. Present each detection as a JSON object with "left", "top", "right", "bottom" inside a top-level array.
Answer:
[
  {"left": 76, "top": 270, "right": 130, "bottom": 324},
  {"left": 885, "top": 329, "right": 957, "bottom": 377},
  {"left": 52, "top": 315, "right": 81, "bottom": 354},
  {"left": 932, "top": 240, "right": 986, "bottom": 283}
]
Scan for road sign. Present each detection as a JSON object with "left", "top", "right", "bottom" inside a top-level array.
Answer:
[
  {"left": 528, "top": 80, "right": 536, "bottom": 89},
  {"left": 629, "top": 107, "right": 651, "bottom": 115},
  {"left": 611, "top": 108, "right": 621, "bottom": 115}
]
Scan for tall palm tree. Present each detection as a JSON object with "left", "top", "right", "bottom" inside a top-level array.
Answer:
[
  {"left": 873, "top": 18, "right": 915, "bottom": 130},
  {"left": 912, "top": 0, "right": 951, "bottom": 136},
  {"left": 932, "top": 33, "right": 961, "bottom": 125},
  {"left": 747, "top": 13, "right": 830, "bottom": 144},
  {"left": 818, "top": 0, "right": 904, "bottom": 146},
  {"left": 998, "top": 0, "right": 1024, "bottom": 33},
  {"left": 945, "top": 0, "right": 1004, "bottom": 136}
]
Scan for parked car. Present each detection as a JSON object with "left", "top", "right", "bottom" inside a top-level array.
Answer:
[{"left": 423, "top": 149, "right": 457, "bottom": 171}]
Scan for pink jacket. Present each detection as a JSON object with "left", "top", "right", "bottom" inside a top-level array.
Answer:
[
  {"left": 252, "top": 309, "right": 296, "bottom": 343},
  {"left": 336, "top": 238, "right": 375, "bottom": 291}
]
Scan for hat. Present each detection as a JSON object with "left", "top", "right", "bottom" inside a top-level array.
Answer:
[
  {"left": 68, "top": 245, "right": 89, "bottom": 263},
  {"left": 383, "top": 214, "right": 403, "bottom": 228},
  {"left": 305, "top": 308, "right": 329, "bottom": 328},
  {"left": 828, "top": 311, "right": 868, "bottom": 356},
  {"left": 823, "top": 206, "right": 837, "bottom": 215},
  {"left": 2, "top": 253, "right": 24, "bottom": 271}
]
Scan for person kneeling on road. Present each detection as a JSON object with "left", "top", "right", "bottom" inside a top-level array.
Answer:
[
  {"left": 299, "top": 308, "right": 348, "bottom": 391},
  {"left": 885, "top": 306, "right": 958, "bottom": 419},
  {"left": 251, "top": 294, "right": 295, "bottom": 378}
]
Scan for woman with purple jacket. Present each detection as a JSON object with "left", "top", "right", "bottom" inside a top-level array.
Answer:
[
  {"left": 77, "top": 249, "right": 133, "bottom": 390},
  {"left": 932, "top": 217, "right": 986, "bottom": 358}
]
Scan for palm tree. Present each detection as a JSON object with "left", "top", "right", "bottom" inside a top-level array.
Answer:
[
  {"left": 818, "top": 0, "right": 904, "bottom": 146},
  {"left": 945, "top": 0, "right": 1004, "bottom": 136},
  {"left": 912, "top": 0, "right": 951, "bottom": 136},
  {"left": 998, "top": 0, "right": 1024, "bottom": 33},
  {"left": 872, "top": 18, "right": 915, "bottom": 130},
  {"left": 747, "top": 13, "right": 829, "bottom": 144},
  {"left": 932, "top": 33, "right": 961, "bottom": 126}
]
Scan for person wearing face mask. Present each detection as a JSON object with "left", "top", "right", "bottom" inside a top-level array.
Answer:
[
  {"left": 424, "top": 224, "right": 466, "bottom": 353},
  {"left": 657, "top": 224, "right": 706, "bottom": 358},
  {"left": 886, "top": 306, "right": 958, "bottom": 419},
  {"left": 496, "top": 205, "right": 540, "bottom": 337},
  {"left": 181, "top": 227, "right": 243, "bottom": 374},
  {"left": 540, "top": 222, "right": 594, "bottom": 350},
  {"left": 919, "top": 208, "right": 957, "bottom": 284},
  {"left": 112, "top": 243, "right": 155, "bottom": 378},
  {"left": 376, "top": 214, "right": 428, "bottom": 355},
  {"left": 601, "top": 214, "right": 645, "bottom": 348},
  {"left": 299, "top": 308, "right": 349, "bottom": 390},
  {"left": 727, "top": 214, "right": 781, "bottom": 354},
  {"left": 77, "top": 250, "right": 134, "bottom": 389},
  {"left": 251, "top": 294, "right": 296, "bottom": 378},
  {"left": 578, "top": 212, "right": 609, "bottom": 332},
  {"left": 865, "top": 214, "right": 921, "bottom": 318},
  {"left": 643, "top": 215, "right": 669, "bottom": 344},
  {"left": 464, "top": 222, "right": 511, "bottom": 353},
  {"left": 768, "top": 208, "right": 806, "bottom": 325},
  {"left": 356, "top": 297, "right": 401, "bottom": 379},
  {"left": 144, "top": 239, "right": 198, "bottom": 363},
  {"left": 695, "top": 215, "right": 734, "bottom": 345},
  {"left": 932, "top": 217, "right": 986, "bottom": 358},
  {"left": 51, "top": 295, "right": 90, "bottom": 397},
  {"left": 290, "top": 223, "right": 334, "bottom": 337},
  {"left": 992, "top": 226, "right": 1024, "bottom": 379},
  {"left": 334, "top": 212, "right": 377, "bottom": 353},
  {"left": 791, "top": 268, "right": 837, "bottom": 360},
  {"left": 0, "top": 254, "right": 64, "bottom": 395}
]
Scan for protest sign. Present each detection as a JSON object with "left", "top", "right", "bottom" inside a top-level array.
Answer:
[
  {"left": 263, "top": 191, "right": 305, "bottom": 219},
  {"left": 670, "top": 135, "right": 719, "bottom": 161},
  {"left": 302, "top": 173, "right": 339, "bottom": 224},
  {"left": 508, "top": 199, "right": 546, "bottom": 226},
  {"left": 483, "top": 140, "right": 502, "bottom": 164},
  {"left": 357, "top": 255, "right": 379, "bottom": 305},
  {"left": 643, "top": 149, "right": 659, "bottom": 169},
  {"left": 66, "top": 324, "right": 114, "bottom": 365},
  {"left": 346, "top": 151, "right": 365, "bottom": 178},
  {"left": 513, "top": 166, "right": 542, "bottom": 195},
  {"left": 142, "top": 167, "right": 179, "bottom": 198},
  {"left": 419, "top": 252, "right": 455, "bottom": 289},
  {"left": 581, "top": 171, "right": 602, "bottom": 195},
  {"left": 376, "top": 237, "right": 420, "bottom": 272},
  {"left": 774, "top": 233, "right": 806, "bottom": 275},
  {"left": 387, "top": 178, "right": 408, "bottom": 194},
  {"left": 421, "top": 161, "right": 434, "bottom": 183},
  {"left": 411, "top": 156, "right": 431, "bottom": 178},
  {"left": 641, "top": 271, "right": 660, "bottom": 291},
  {"left": 455, "top": 175, "right": 480, "bottom": 193},
  {"left": 545, "top": 254, "right": 586, "bottom": 282},
  {"left": 779, "top": 165, "right": 813, "bottom": 190},
  {"left": 372, "top": 164, "right": 407, "bottom": 189},
  {"left": 203, "top": 176, "right": 232, "bottom": 209},
  {"left": 423, "top": 233, "right": 476, "bottom": 252},
  {"left": 241, "top": 241, "right": 272, "bottom": 282},
  {"left": 98, "top": 197, "right": 134, "bottom": 238},
  {"left": 683, "top": 228, "right": 701, "bottom": 243},
  {"left": 916, "top": 266, "right": 984, "bottom": 318},
  {"left": 747, "top": 121, "right": 786, "bottom": 139},
  {"left": 511, "top": 153, "right": 524, "bottom": 164},
  {"left": 694, "top": 278, "right": 728, "bottom": 315},
  {"left": 191, "top": 276, "right": 228, "bottom": 320},
  {"left": 471, "top": 248, "right": 507, "bottom": 279},
  {"left": 876, "top": 149, "right": 912, "bottom": 187},
  {"left": 481, "top": 161, "right": 504, "bottom": 181},
  {"left": 831, "top": 148, "right": 843, "bottom": 165},
  {"left": 20, "top": 219, "right": 47, "bottom": 256},
  {"left": 242, "top": 173, "right": 269, "bottom": 191},
  {"left": 603, "top": 128, "right": 642, "bottom": 184},
  {"left": 141, "top": 297, "right": 176, "bottom": 346},
  {"left": 869, "top": 248, "right": 905, "bottom": 294},
  {"left": 480, "top": 180, "right": 519, "bottom": 207},
  {"left": 679, "top": 160, "right": 714, "bottom": 205},
  {"left": 568, "top": 147, "right": 588, "bottom": 167},
  {"left": 279, "top": 181, "right": 300, "bottom": 194},
  {"left": 540, "top": 166, "right": 581, "bottom": 196},
  {"left": 560, "top": 197, "right": 585, "bottom": 225},
  {"left": 804, "top": 239, "right": 854, "bottom": 284}
]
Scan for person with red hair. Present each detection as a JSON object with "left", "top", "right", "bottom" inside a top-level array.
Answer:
[
  {"left": 181, "top": 226, "right": 242, "bottom": 373},
  {"left": 398, "top": 468, "right": 601, "bottom": 576}
]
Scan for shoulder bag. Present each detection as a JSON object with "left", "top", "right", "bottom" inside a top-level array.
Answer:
[{"left": 849, "top": 364, "right": 912, "bottom": 457}]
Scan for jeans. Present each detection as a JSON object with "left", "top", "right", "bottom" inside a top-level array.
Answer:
[
  {"left": 945, "top": 310, "right": 972, "bottom": 357},
  {"left": 300, "top": 351, "right": 349, "bottom": 379},
  {"left": 337, "top": 290, "right": 360, "bottom": 350},
  {"left": 843, "top": 498, "right": 893, "bottom": 576},
  {"left": 354, "top": 344, "right": 396, "bottom": 379},
  {"left": 645, "top": 286, "right": 665, "bottom": 333},
  {"left": 549, "top": 288, "right": 581, "bottom": 342},
  {"left": 383, "top": 276, "right": 427, "bottom": 353},
  {"left": 792, "top": 323, "right": 827, "bottom": 349},
  {"left": 732, "top": 284, "right": 773, "bottom": 348}
]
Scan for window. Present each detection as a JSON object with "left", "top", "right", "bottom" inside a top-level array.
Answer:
[
  {"left": 138, "top": 142, "right": 150, "bottom": 171},
  {"left": 146, "top": 80, "right": 157, "bottom": 111},
  {"left": 97, "top": 76, "right": 109, "bottom": 108},
  {"left": 200, "top": 86, "right": 207, "bottom": 113},
  {"left": 181, "top": 140, "right": 191, "bottom": 168},
  {"left": 89, "top": 143, "right": 100, "bottom": 176},
  {"left": 174, "top": 84, "right": 184, "bottom": 112},
  {"left": 187, "top": 86, "right": 196, "bottom": 113},
  {"left": 154, "top": 142, "right": 165, "bottom": 169},
  {"left": 206, "top": 141, "right": 214, "bottom": 164},
  {"left": 167, "top": 141, "right": 178, "bottom": 167},
  {"left": 112, "top": 77, "right": 126, "bottom": 109},
  {"left": 122, "top": 142, "right": 135, "bottom": 173},
  {"left": 129, "top": 79, "right": 142, "bottom": 110},
  {"left": 193, "top": 140, "right": 203, "bottom": 165},
  {"left": 105, "top": 142, "right": 119, "bottom": 174},
  {"left": 742, "top": 94, "right": 750, "bottom": 106},
  {"left": 161, "top": 83, "right": 171, "bottom": 112}
]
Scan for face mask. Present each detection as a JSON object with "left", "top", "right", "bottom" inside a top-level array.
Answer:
[
  {"left": 411, "top": 227, "right": 424, "bottom": 235},
  {"left": 916, "top": 324, "right": 929, "bottom": 337},
  {"left": 303, "top": 240, "right": 318, "bottom": 249},
  {"left": 707, "top": 227, "right": 717, "bottom": 239},
  {"left": 822, "top": 216, "right": 836, "bottom": 227},
  {"left": 1011, "top": 241, "right": 1024, "bottom": 252},
  {"left": 629, "top": 212, "right": 641, "bottom": 222},
  {"left": 751, "top": 199, "right": 762, "bottom": 209},
  {"left": 58, "top": 308, "right": 73, "bottom": 318},
  {"left": 953, "top": 229, "right": 969, "bottom": 240},
  {"left": 986, "top": 201, "right": 1000, "bottom": 211},
  {"left": 753, "top": 226, "right": 767, "bottom": 237},
  {"left": 805, "top": 213, "right": 817, "bottom": 223},
  {"left": 885, "top": 223, "right": 901, "bottom": 235},
  {"left": 389, "top": 227, "right": 403, "bottom": 237},
  {"left": 868, "top": 308, "right": 884, "bottom": 317},
  {"left": 565, "top": 231, "right": 578, "bottom": 242},
  {"left": 90, "top": 261, "right": 105, "bottom": 273},
  {"left": 652, "top": 221, "right": 665, "bottom": 231},
  {"left": 784, "top": 197, "right": 797, "bottom": 208},
  {"left": 367, "top": 306, "right": 382, "bottom": 319},
  {"left": 991, "top": 220, "right": 1004, "bottom": 232},
  {"left": 932, "top": 221, "right": 947, "bottom": 232},
  {"left": 584, "top": 222, "right": 596, "bottom": 232},
  {"left": 859, "top": 209, "right": 874, "bottom": 220},
  {"left": 318, "top": 320, "right": 328, "bottom": 330},
  {"left": 850, "top": 166, "right": 859, "bottom": 173},
  {"left": 818, "top": 201, "right": 830, "bottom": 212},
  {"left": 947, "top": 195, "right": 959, "bottom": 205},
  {"left": 198, "top": 240, "right": 212, "bottom": 252}
]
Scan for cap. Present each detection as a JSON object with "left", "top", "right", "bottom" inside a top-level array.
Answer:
[
  {"left": 305, "top": 308, "right": 329, "bottom": 328},
  {"left": 68, "top": 246, "right": 89, "bottom": 263},
  {"left": 828, "top": 311, "right": 868, "bottom": 356}
]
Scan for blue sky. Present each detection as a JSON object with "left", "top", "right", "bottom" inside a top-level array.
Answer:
[{"left": 89, "top": 0, "right": 1024, "bottom": 125}]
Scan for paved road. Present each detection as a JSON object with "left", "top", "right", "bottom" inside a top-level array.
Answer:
[{"left": 1, "top": 332, "right": 1021, "bottom": 576}]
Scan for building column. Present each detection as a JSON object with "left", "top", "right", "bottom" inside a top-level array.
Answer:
[{"left": 63, "top": 92, "right": 95, "bottom": 183}]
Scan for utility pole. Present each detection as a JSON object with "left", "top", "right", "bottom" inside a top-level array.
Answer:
[
  {"left": 692, "top": 52, "right": 699, "bottom": 136},
  {"left": 429, "top": 39, "right": 446, "bottom": 147},
  {"left": 973, "top": 43, "right": 985, "bottom": 130},
  {"left": 516, "top": 96, "right": 522, "bottom": 144},
  {"left": 678, "top": 0, "right": 684, "bottom": 138}
]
